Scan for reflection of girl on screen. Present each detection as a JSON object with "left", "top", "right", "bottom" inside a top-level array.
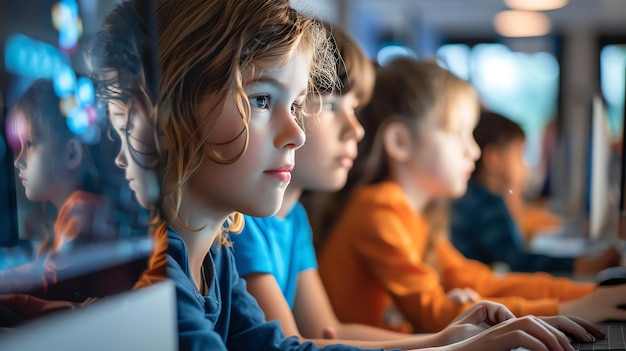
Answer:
[
  {"left": 85, "top": 0, "right": 166, "bottom": 290},
  {"left": 5, "top": 78, "right": 111, "bottom": 290}
]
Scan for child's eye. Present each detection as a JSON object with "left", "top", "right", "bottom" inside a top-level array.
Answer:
[
  {"left": 291, "top": 102, "right": 303, "bottom": 117},
  {"left": 249, "top": 95, "right": 270, "bottom": 109},
  {"left": 26, "top": 141, "right": 34, "bottom": 149},
  {"left": 323, "top": 102, "right": 337, "bottom": 112}
]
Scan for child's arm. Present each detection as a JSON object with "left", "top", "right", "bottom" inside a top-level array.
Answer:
[
  {"left": 435, "top": 238, "right": 595, "bottom": 300},
  {"left": 245, "top": 269, "right": 495, "bottom": 349},
  {"left": 243, "top": 272, "right": 302, "bottom": 337},
  {"left": 293, "top": 269, "right": 446, "bottom": 346}
]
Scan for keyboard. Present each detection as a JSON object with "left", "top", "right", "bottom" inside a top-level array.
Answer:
[{"left": 572, "top": 324, "right": 626, "bottom": 351}]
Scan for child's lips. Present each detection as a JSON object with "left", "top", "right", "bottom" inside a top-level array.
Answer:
[
  {"left": 264, "top": 164, "right": 294, "bottom": 183},
  {"left": 337, "top": 156, "right": 354, "bottom": 168}
]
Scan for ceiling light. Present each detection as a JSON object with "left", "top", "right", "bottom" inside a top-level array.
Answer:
[
  {"left": 494, "top": 10, "right": 551, "bottom": 37},
  {"left": 504, "top": 0, "right": 568, "bottom": 11}
]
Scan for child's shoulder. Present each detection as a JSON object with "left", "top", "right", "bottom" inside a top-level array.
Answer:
[{"left": 352, "top": 181, "right": 410, "bottom": 208}]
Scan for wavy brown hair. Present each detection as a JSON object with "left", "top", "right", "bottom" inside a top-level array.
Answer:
[{"left": 155, "top": 0, "right": 336, "bottom": 244}]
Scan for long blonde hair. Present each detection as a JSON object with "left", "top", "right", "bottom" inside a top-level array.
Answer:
[{"left": 155, "top": 0, "right": 336, "bottom": 244}]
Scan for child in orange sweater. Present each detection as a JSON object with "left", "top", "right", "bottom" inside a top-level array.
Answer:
[{"left": 316, "top": 58, "right": 626, "bottom": 333}]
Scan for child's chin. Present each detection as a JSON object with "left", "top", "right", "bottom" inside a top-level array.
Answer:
[
  {"left": 314, "top": 181, "right": 345, "bottom": 192},
  {"left": 246, "top": 203, "right": 282, "bottom": 218}
]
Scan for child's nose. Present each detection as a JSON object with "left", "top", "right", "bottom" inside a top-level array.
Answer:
[
  {"left": 14, "top": 149, "right": 25, "bottom": 170},
  {"left": 341, "top": 109, "right": 364, "bottom": 142},
  {"left": 275, "top": 110, "right": 305, "bottom": 150},
  {"left": 115, "top": 151, "right": 128, "bottom": 169}
]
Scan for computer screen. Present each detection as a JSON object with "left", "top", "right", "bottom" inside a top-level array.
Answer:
[
  {"left": 618, "top": 66, "right": 626, "bottom": 240},
  {"left": 0, "top": 0, "right": 157, "bottom": 323},
  {"left": 588, "top": 94, "right": 612, "bottom": 240}
]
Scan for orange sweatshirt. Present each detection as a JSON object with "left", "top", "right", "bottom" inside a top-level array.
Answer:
[
  {"left": 318, "top": 181, "right": 595, "bottom": 333},
  {"left": 52, "top": 191, "right": 110, "bottom": 254},
  {"left": 133, "top": 222, "right": 168, "bottom": 289}
]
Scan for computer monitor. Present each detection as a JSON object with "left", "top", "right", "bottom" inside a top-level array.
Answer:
[
  {"left": 588, "top": 94, "right": 612, "bottom": 240},
  {"left": 618, "top": 66, "right": 626, "bottom": 240},
  {"left": 0, "top": 280, "right": 177, "bottom": 351},
  {"left": 0, "top": 0, "right": 157, "bottom": 318}
]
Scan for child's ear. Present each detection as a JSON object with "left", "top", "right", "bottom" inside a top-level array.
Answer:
[
  {"left": 382, "top": 122, "right": 412, "bottom": 162},
  {"left": 65, "top": 139, "right": 83, "bottom": 170}
]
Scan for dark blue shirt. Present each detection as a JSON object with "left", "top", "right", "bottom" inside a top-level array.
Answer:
[
  {"left": 450, "top": 181, "right": 574, "bottom": 274},
  {"left": 166, "top": 227, "right": 386, "bottom": 351}
]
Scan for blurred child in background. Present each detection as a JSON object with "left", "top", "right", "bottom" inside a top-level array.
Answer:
[
  {"left": 316, "top": 57, "right": 626, "bottom": 334},
  {"left": 450, "top": 111, "right": 620, "bottom": 276}
]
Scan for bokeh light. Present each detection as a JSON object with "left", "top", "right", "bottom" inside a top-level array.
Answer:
[
  {"left": 60, "top": 96, "right": 77, "bottom": 116},
  {"left": 4, "top": 34, "right": 69, "bottom": 79},
  {"left": 76, "top": 77, "right": 95, "bottom": 107},
  {"left": 53, "top": 65, "right": 76, "bottom": 98},
  {"left": 85, "top": 105, "right": 98, "bottom": 124},
  {"left": 377, "top": 44, "right": 417, "bottom": 66},
  {"left": 53, "top": 0, "right": 81, "bottom": 52},
  {"left": 67, "top": 107, "right": 89, "bottom": 135}
]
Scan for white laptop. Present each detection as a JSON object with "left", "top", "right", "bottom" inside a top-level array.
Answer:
[{"left": 0, "top": 280, "right": 177, "bottom": 351}]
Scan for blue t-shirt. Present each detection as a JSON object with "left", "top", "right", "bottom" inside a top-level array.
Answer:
[
  {"left": 231, "top": 202, "right": 317, "bottom": 308},
  {"left": 166, "top": 227, "right": 379, "bottom": 351},
  {"left": 450, "top": 181, "right": 574, "bottom": 274}
]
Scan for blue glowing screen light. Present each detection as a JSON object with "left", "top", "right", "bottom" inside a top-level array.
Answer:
[
  {"left": 67, "top": 107, "right": 90, "bottom": 135},
  {"left": 5, "top": 34, "right": 69, "bottom": 79},
  {"left": 75, "top": 77, "right": 95, "bottom": 108},
  {"left": 53, "top": 65, "right": 77, "bottom": 98}
]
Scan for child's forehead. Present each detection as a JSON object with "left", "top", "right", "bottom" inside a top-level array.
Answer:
[{"left": 245, "top": 46, "right": 311, "bottom": 75}]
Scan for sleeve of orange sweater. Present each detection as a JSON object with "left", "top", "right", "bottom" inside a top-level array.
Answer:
[
  {"left": 351, "top": 199, "right": 477, "bottom": 332},
  {"left": 435, "top": 238, "right": 594, "bottom": 301},
  {"left": 353, "top": 188, "right": 592, "bottom": 333}
]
